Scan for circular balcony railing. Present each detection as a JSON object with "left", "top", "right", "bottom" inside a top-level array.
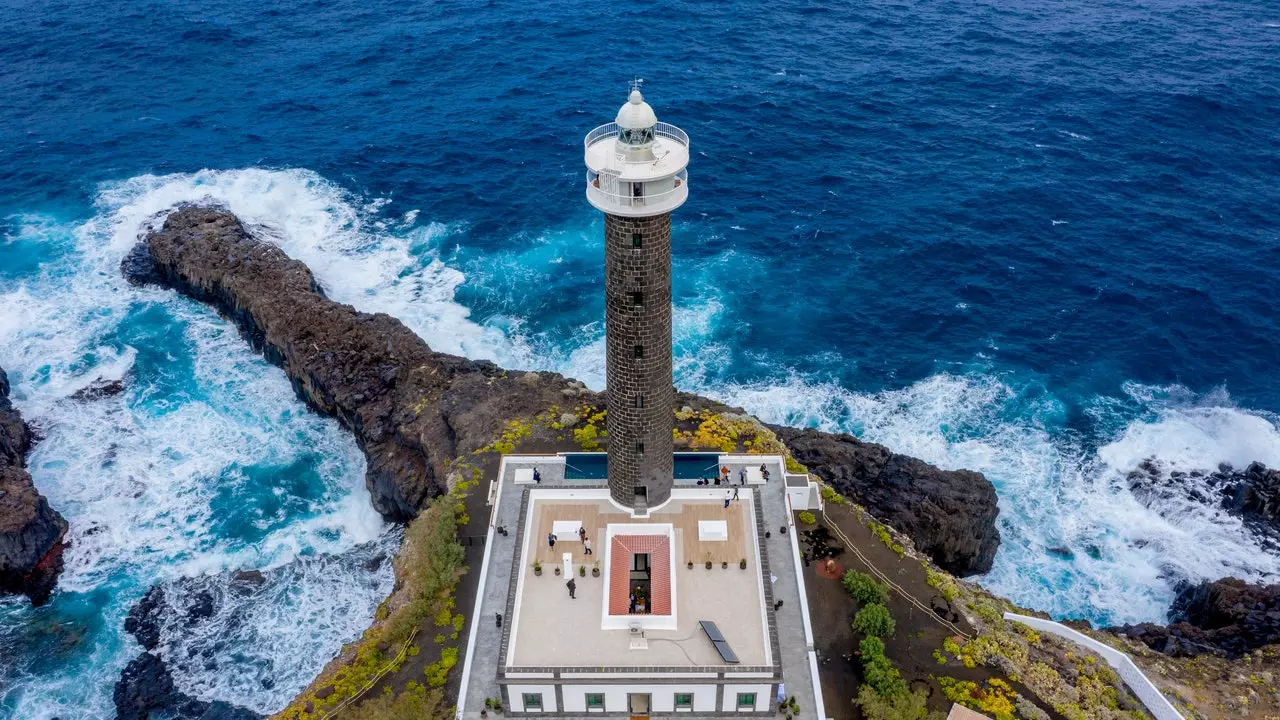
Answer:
[
  {"left": 585, "top": 169, "right": 688, "bottom": 211},
  {"left": 584, "top": 122, "right": 690, "bottom": 154}
]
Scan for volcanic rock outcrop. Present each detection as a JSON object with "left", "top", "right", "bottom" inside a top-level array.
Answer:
[
  {"left": 0, "top": 366, "right": 68, "bottom": 605},
  {"left": 1129, "top": 458, "right": 1280, "bottom": 541},
  {"left": 122, "top": 206, "right": 1001, "bottom": 574},
  {"left": 773, "top": 426, "right": 1000, "bottom": 575},
  {"left": 1111, "top": 577, "right": 1280, "bottom": 659}
]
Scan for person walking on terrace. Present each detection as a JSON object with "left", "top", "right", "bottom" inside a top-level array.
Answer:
[
  {"left": 584, "top": 537, "right": 593, "bottom": 555},
  {"left": 578, "top": 526, "right": 587, "bottom": 542},
  {"left": 739, "top": 467, "right": 746, "bottom": 485},
  {"left": 547, "top": 532, "right": 556, "bottom": 549},
  {"left": 533, "top": 468, "right": 541, "bottom": 483},
  {"left": 567, "top": 578, "right": 577, "bottom": 599},
  {"left": 732, "top": 486, "right": 739, "bottom": 501},
  {"left": 724, "top": 490, "right": 731, "bottom": 509}
]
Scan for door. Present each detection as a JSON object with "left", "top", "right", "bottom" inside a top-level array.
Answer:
[{"left": 627, "top": 693, "right": 651, "bottom": 715}]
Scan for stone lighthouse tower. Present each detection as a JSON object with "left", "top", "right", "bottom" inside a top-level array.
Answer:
[{"left": 584, "top": 86, "right": 690, "bottom": 511}]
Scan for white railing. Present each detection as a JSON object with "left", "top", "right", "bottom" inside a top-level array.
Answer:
[
  {"left": 584, "top": 121, "right": 690, "bottom": 151},
  {"left": 585, "top": 168, "right": 687, "bottom": 204},
  {"left": 1002, "top": 612, "right": 1185, "bottom": 720}
]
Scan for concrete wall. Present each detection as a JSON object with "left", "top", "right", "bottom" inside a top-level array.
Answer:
[
  {"left": 604, "top": 212, "right": 674, "bottom": 509},
  {"left": 1003, "top": 612, "right": 1184, "bottom": 720},
  {"left": 508, "top": 684, "right": 558, "bottom": 712},
  {"left": 720, "top": 684, "right": 773, "bottom": 712},
  {"left": 559, "top": 684, "right": 717, "bottom": 713}
]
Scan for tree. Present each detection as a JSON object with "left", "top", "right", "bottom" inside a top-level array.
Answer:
[
  {"left": 853, "top": 603, "right": 896, "bottom": 638},
  {"left": 842, "top": 570, "right": 889, "bottom": 605}
]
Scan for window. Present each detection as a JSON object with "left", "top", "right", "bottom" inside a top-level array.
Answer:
[
  {"left": 736, "top": 693, "right": 756, "bottom": 709},
  {"left": 585, "top": 693, "right": 605, "bottom": 710},
  {"left": 634, "top": 344, "right": 644, "bottom": 359},
  {"left": 674, "top": 693, "right": 693, "bottom": 709},
  {"left": 634, "top": 394, "right": 645, "bottom": 408},
  {"left": 636, "top": 441, "right": 645, "bottom": 454},
  {"left": 523, "top": 693, "right": 543, "bottom": 710},
  {"left": 630, "top": 291, "right": 644, "bottom": 308},
  {"left": 632, "top": 233, "right": 643, "bottom": 248},
  {"left": 633, "top": 552, "right": 650, "bottom": 572}
]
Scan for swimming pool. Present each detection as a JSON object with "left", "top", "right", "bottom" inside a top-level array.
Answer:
[{"left": 561, "top": 453, "right": 721, "bottom": 480}]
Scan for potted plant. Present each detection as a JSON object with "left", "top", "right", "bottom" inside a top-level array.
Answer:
[
  {"left": 533, "top": 560, "right": 542, "bottom": 576},
  {"left": 740, "top": 558, "right": 747, "bottom": 569},
  {"left": 687, "top": 560, "right": 694, "bottom": 570},
  {"left": 592, "top": 560, "right": 600, "bottom": 577},
  {"left": 579, "top": 565, "right": 586, "bottom": 577},
  {"left": 722, "top": 561, "right": 728, "bottom": 569},
  {"left": 554, "top": 566, "right": 561, "bottom": 576}
]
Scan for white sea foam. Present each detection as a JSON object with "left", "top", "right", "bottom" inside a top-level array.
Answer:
[
  {"left": 703, "top": 373, "right": 1280, "bottom": 624},
  {"left": 0, "top": 178, "right": 393, "bottom": 716}
]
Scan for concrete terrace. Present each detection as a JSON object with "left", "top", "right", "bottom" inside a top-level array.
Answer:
[{"left": 457, "top": 453, "right": 821, "bottom": 719}]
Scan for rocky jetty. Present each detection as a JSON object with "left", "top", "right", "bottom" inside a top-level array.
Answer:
[
  {"left": 1111, "top": 577, "right": 1280, "bottom": 659},
  {"left": 773, "top": 426, "right": 1000, "bottom": 575},
  {"left": 122, "top": 206, "right": 1001, "bottom": 574},
  {"left": 0, "top": 366, "right": 68, "bottom": 605}
]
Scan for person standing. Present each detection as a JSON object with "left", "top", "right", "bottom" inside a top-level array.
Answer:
[
  {"left": 738, "top": 467, "right": 746, "bottom": 485},
  {"left": 567, "top": 578, "right": 577, "bottom": 599},
  {"left": 547, "top": 532, "right": 556, "bottom": 549},
  {"left": 584, "top": 538, "right": 593, "bottom": 555},
  {"left": 533, "top": 468, "right": 541, "bottom": 483}
]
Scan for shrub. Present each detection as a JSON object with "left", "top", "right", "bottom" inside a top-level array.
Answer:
[
  {"left": 853, "top": 603, "right": 896, "bottom": 638},
  {"left": 856, "top": 685, "right": 941, "bottom": 720},
  {"left": 785, "top": 455, "right": 808, "bottom": 474},
  {"left": 842, "top": 570, "right": 889, "bottom": 605},
  {"left": 797, "top": 511, "right": 816, "bottom": 525},
  {"left": 819, "top": 484, "right": 845, "bottom": 505},
  {"left": 939, "top": 677, "right": 1017, "bottom": 720},
  {"left": 343, "top": 682, "right": 446, "bottom": 720}
]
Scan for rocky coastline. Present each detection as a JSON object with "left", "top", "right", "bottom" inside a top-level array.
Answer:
[
  {"left": 774, "top": 426, "right": 1000, "bottom": 575},
  {"left": 0, "top": 365, "right": 68, "bottom": 605},
  {"left": 121, "top": 206, "right": 1003, "bottom": 577}
]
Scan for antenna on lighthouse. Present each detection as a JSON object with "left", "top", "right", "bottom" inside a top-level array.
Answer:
[{"left": 629, "top": 77, "right": 645, "bottom": 94}]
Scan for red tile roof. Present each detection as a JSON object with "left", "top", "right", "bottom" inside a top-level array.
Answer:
[{"left": 609, "top": 534, "right": 672, "bottom": 616}]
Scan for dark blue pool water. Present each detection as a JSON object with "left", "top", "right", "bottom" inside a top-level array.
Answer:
[{"left": 562, "top": 453, "right": 721, "bottom": 480}]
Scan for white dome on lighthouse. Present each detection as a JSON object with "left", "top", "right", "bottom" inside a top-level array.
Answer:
[{"left": 615, "top": 89, "right": 658, "bottom": 129}]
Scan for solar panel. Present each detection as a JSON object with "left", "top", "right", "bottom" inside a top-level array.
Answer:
[
  {"left": 699, "top": 620, "right": 725, "bottom": 642},
  {"left": 699, "top": 621, "right": 740, "bottom": 663}
]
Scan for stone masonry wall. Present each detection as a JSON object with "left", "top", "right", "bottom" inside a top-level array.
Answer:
[{"left": 604, "top": 212, "right": 674, "bottom": 508}]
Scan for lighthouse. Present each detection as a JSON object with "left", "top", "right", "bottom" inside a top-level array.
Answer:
[{"left": 584, "top": 86, "right": 691, "bottom": 511}]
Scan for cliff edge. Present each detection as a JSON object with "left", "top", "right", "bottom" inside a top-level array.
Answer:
[{"left": 0, "top": 366, "right": 69, "bottom": 605}]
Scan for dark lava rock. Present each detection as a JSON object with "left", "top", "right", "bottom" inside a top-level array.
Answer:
[
  {"left": 230, "top": 569, "right": 266, "bottom": 595},
  {"left": 114, "top": 651, "right": 260, "bottom": 720},
  {"left": 772, "top": 426, "right": 1000, "bottom": 576},
  {"left": 70, "top": 377, "right": 127, "bottom": 401},
  {"left": 0, "top": 365, "right": 69, "bottom": 605},
  {"left": 120, "top": 240, "right": 161, "bottom": 286},
  {"left": 1109, "top": 577, "right": 1280, "bottom": 659},
  {"left": 124, "top": 207, "right": 1002, "bottom": 574},
  {"left": 125, "top": 586, "right": 166, "bottom": 651},
  {"left": 1128, "top": 458, "right": 1280, "bottom": 537}
]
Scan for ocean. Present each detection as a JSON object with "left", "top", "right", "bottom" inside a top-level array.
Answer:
[{"left": 2, "top": 0, "right": 1279, "bottom": 716}]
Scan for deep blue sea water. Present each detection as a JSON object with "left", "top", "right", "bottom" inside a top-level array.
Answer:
[{"left": 2, "top": 0, "right": 1280, "bottom": 716}]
